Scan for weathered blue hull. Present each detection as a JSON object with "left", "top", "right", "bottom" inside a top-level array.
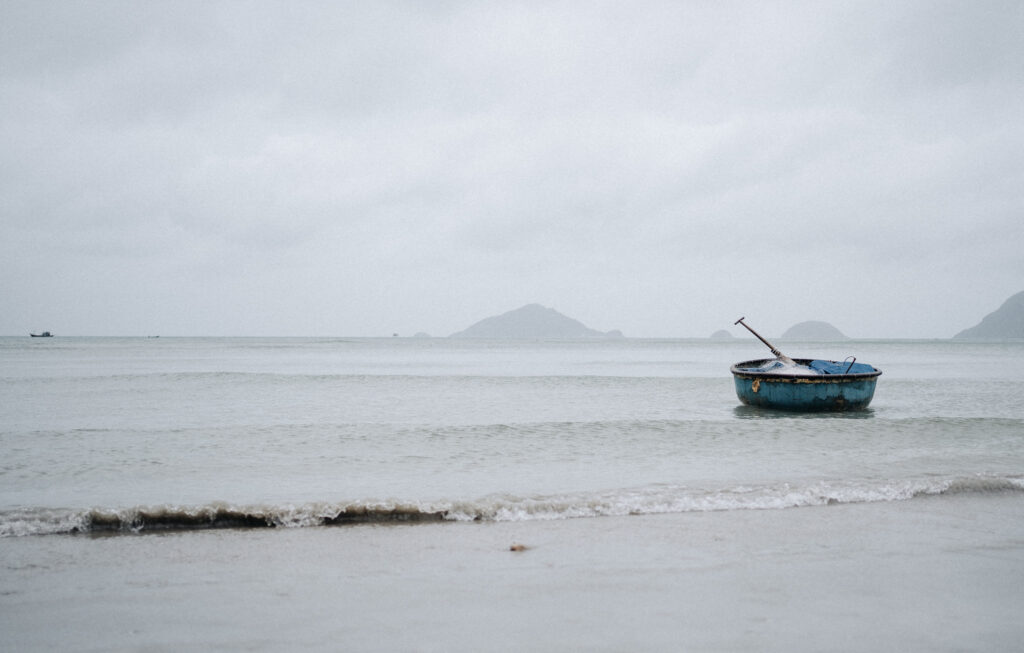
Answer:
[{"left": 730, "top": 358, "right": 881, "bottom": 411}]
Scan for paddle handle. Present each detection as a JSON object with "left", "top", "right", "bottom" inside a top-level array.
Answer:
[{"left": 734, "top": 317, "right": 791, "bottom": 361}]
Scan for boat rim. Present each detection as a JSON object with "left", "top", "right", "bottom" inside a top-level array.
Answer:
[{"left": 730, "top": 358, "right": 882, "bottom": 380}]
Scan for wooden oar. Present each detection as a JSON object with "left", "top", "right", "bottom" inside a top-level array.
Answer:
[{"left": 734, "top": 317, "right": 795, "bottom": 364}]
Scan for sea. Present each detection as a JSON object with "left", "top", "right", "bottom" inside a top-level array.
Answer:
[{"left": 2, "top": 336, "right": 1023, "bottom": 652}]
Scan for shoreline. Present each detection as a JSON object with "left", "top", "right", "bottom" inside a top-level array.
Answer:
[{"left": 3, "top": 492, "right": 1023, "bottom": 652}]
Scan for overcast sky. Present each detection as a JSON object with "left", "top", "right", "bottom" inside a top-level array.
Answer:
[{"left": 2, "top": 1, "right": 1021, "bottom": 338}]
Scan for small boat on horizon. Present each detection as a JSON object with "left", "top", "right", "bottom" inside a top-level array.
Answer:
[
  {"left": 730, "top": 318, "right": 881, "bottom": 411},
  {"left": 30, "top": 331, "right": 53, "bottom": 338}
]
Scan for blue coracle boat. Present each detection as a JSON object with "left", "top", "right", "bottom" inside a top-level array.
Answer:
[
  {"left": 730, "top": 317, "right": 882, "bottom": 411},
  {"left": 730, "top": 358, "right": 882, "bottom": 411}
]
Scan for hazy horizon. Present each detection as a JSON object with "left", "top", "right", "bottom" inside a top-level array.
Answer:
[
  {"left": 7, "top": 296, "right": 1016, "bottom": 341},
  {"left": 3, "top": 1, "right": 1022, "bottom": 339}
]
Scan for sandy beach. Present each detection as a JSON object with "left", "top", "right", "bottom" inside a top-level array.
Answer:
[{"left": 4, "top": 492, "right": 1022, "bottom": 652}]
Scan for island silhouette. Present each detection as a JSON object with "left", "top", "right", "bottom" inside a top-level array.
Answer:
[
  {"left": 450, "top": 304, "right": 624, "bottom": 339},
  {"left": 780, "top": 321, "right": 848, "bottom": 340},
  {"left": 955, "top": 290, "right": 1024, "bottom": 339}
]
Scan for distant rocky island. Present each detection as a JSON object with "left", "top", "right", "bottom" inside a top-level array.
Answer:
[
  {"left": 450, "top": 304, "right": 624, "bottom": 339},
  {"left": 709, "top": 329, "right": 734, "bottom": 339},
  {"left": 780, "top": 321, "right": 848, "bottom": 340},
  {"left": 954, "top": 290, "right": 1024, "bottom": 339}
]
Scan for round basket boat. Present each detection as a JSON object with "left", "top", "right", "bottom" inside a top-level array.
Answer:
[{"left": 730, "top": 358, "right": 882, "bottom": 411}]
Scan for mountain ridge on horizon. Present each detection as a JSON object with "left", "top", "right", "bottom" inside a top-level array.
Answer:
[
  {"left": 449, "top": 304, "right": 624, "bottom": 339},
  {"left": 954, "top": 290, "right": 1024, "bottom": 339},
  {"left": 779, "top": 320, "right": 849, "bottom": 340}
]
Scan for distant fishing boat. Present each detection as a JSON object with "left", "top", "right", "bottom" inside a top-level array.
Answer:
[
  {"left": 730, "top": 318, "right": 881, "bottom": 411},
  {"left": 30, "top": 331, "right": 53, "bottom": 338}
]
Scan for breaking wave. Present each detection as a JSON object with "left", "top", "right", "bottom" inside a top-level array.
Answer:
[{"left": 3, "top": 474, "right": 1022, "bottom": 537}]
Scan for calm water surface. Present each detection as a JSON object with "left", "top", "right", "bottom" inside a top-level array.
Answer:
[
  {"left": 1, "top": 336, "right": 1022, "bottom": 532},
  {"left": 2, "top": 337, "right": 1022, "bottom": 652}
]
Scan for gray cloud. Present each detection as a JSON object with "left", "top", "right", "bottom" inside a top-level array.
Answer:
[{"left": 2, "top": 1, "right": 1022, "bottom": 337}]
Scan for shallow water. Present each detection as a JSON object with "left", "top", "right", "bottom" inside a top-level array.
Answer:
[{"left": 1, "top": 337, "right": 1022, "bottom": 650}]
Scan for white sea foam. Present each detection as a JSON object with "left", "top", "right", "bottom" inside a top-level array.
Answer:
[{"left": 4, "top": 474, "right": 1021, "bottom": 536}]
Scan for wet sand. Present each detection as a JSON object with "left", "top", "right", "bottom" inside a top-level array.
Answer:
[{"left": 3, "top": 493, "right": 1023, "bottom": 652}]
